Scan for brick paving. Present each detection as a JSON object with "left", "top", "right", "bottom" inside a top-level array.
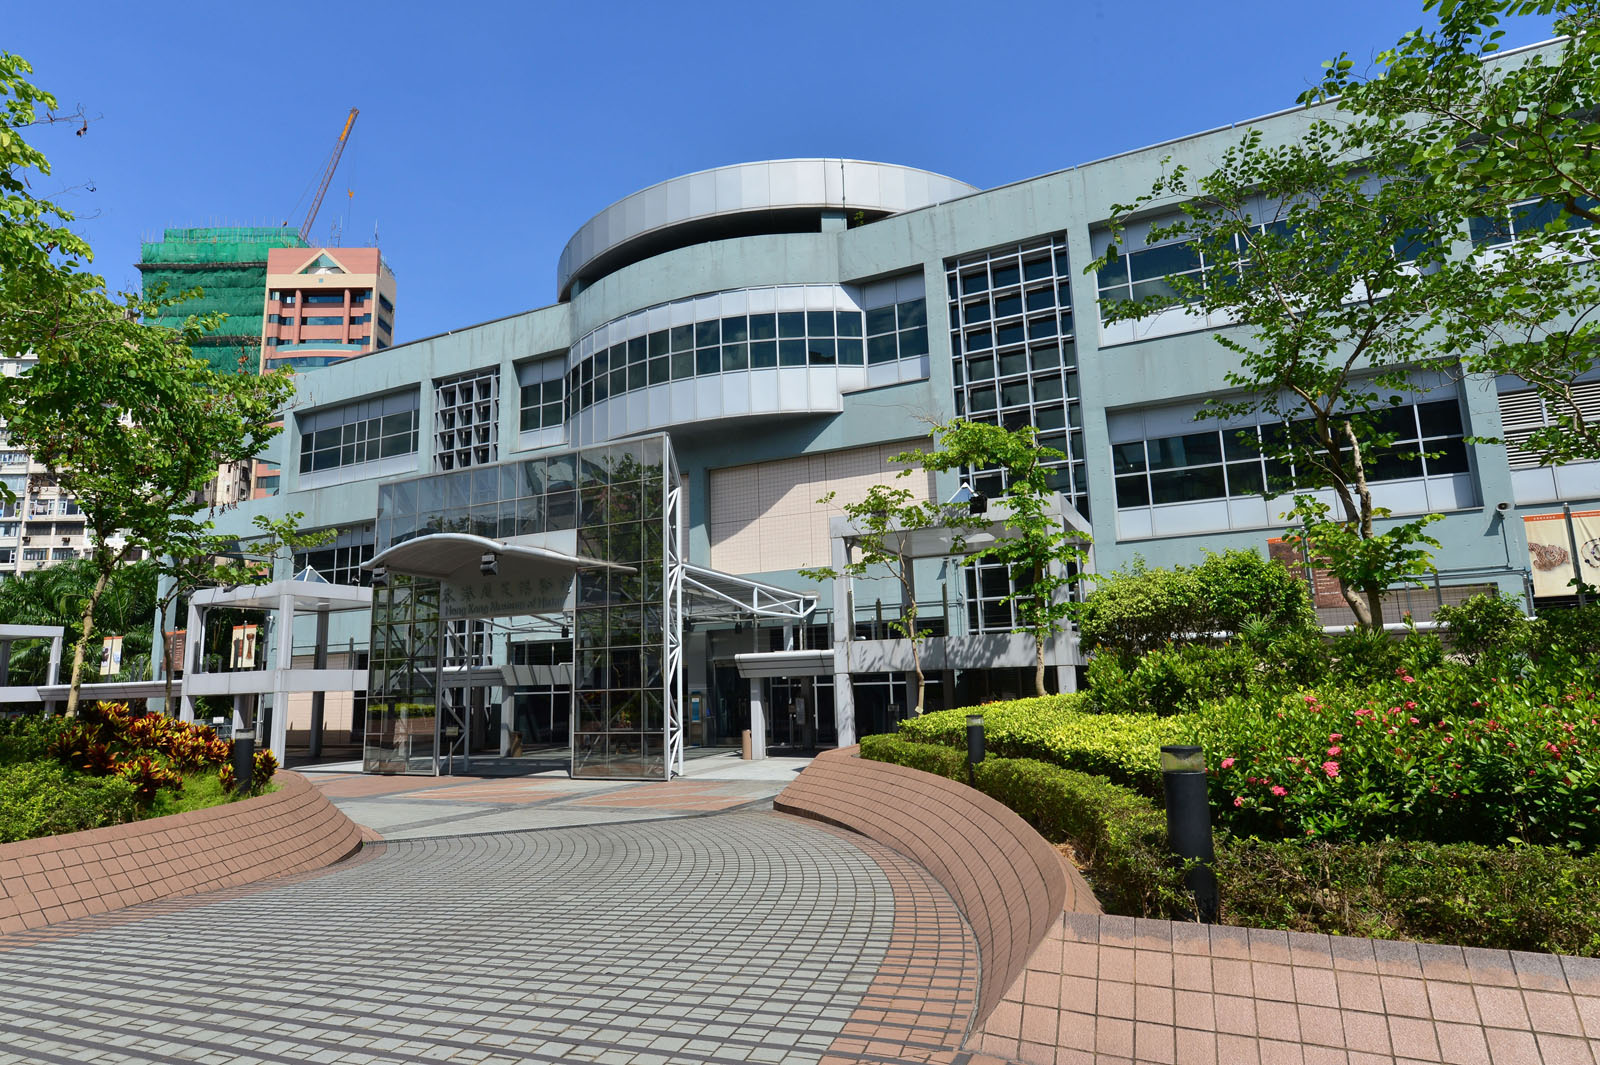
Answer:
[
  {"left": 0, "top": 811, "right": 981, "bottom": 1065},
  {"left": 974, "top": 912, "right": 1600, "bottom": 1065}
]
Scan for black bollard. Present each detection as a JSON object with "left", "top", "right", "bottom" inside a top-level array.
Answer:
[
  {"left": 966, "top": 713, "right": 985, "bottom": 779},
  {"left": 1160, "top": 745, "right": 1218, "bottom": 923},
  {"left": 232, "top": 734, "right": 255, "bottom": 794}
]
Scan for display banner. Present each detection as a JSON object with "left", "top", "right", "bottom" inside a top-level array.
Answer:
[
  {"left": 1266, "top": 537, "right": 1346, "bottom": 608},
  {"left": 1524, "top": 509, "right": 1600, "bottom": 598},
  {"left": 229, "top": 623, "right": 258, "bottom": 669},
  {"left": 165, "top": 629, "right": 187, "bottom": 677},
  {"left": 99, "top": 635, "right": 123, "bottom": 676}
]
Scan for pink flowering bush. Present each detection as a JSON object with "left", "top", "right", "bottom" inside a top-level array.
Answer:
[{"left": 1200, "top": 669, "right": 1600, "bottom": 849}]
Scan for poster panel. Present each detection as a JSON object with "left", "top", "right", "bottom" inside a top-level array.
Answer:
[{"left": 1524, "top": 510, "right": 1600, "bottom": 598}]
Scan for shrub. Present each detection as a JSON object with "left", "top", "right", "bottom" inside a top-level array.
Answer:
[
  {"left": 971, "top": 757, "right": 1186, "bottom": 916},
  {"left": 899, "top": 694, "right": 1190, "bottom": 793},
  {"left": 1436, "top": 593, "right": 1532, "bottom": 664},
  {"left": 1215, "top": 838, "right": 1600, "bottom": 956},
  {"left": 1078, "top": 550, "right": 1316, "bottom": 662},
  {"left": 0, "top": 761, "right": 139, "bottom": 842},
  {"left": 217, "top": 746, "right": 280, "bottom": 797},
  {"left": 1199, "top": 673, "right": 1600, "bottom": 849},
  {"left": 860, "top": 736, "right": 1187, "bottom": 916},
  {"left": 0, "top": 713, "right": 74, "bottom": 765},
  {"left": 1087, "top": 641, "right": 1260, "bottom": 717}
]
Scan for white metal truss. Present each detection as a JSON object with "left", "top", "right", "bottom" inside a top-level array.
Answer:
[
  {"left": 664, "top": 476, "right": 685, "bottom": 778},
  {"left": 681, "top": 564, "right": 817, "bottom": 623}
]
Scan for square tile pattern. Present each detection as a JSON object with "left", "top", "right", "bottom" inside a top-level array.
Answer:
[{"left": 978, "top": 913, "right": 1600, "bottom": 1065}]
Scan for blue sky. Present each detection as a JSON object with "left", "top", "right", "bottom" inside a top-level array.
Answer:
[{"left": 11, "top": 0, "right": 1558, "bottom": 341}]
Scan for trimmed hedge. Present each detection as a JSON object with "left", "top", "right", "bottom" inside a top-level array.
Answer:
[
  {"left": 897, "top": 694, "right": 1191, "bottom": 793},
  {"left": 0, "top": 761, "right": 139, "bottom": 842},
  {"left": 860, "top": 733, "right": 1185, "bottom": 915},
  {"left": 862, "top": 733, "right": 1600, "bottom": 955}
]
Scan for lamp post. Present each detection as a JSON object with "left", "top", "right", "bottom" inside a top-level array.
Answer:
[
  {"left": 966, "top": 713, "right": 985, "bottom": 781},
  {"left": 1160, "top": 744, "right": 1218, "bottom": 922}
]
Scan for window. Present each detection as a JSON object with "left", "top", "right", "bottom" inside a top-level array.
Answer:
[
  {"left": 22, "top": 548, "right": 46, "bottom": 562},
  {"left": 567, "top": 287, "right": 878, "bottom": 416},
  {"left": 350, "top": 313, "right": 371, "bottom": 325},
  {"left": 303, "top": 293, "right": 344, "bottom": 306},
  {"left": 293, "top": 524, "right": 375, "bottom": 586},
  {"left": 0, "top": 548, "right": 13, "bottom": 565},
  {"left": 1112, "top": 400, "right": 1470, "bottom": 511},
  {"left": 51, "top": 547, "right": 74, "bottom": 560},
  {"left": 268, "top": 314, "right": 296, "bottom": 326},
  {"left": 433, "top": 368, "right": 499, "bottom": 471},
  {"left": 280, "top": 293, "right": 297, "bottom": 306},
  {"left": 379, "top": 293, "right": 394, "bottom": 314},
  {"left": 377, "top": 316, "right": 391, "bottom": 335},
  {"left": 303, "top": 315, "right": 345, "bottom": 326},
  {"left": 1470, "top": 196, "right": 1596, "bottom": 248},
  {"left": 351, "top": 290, "right": 370, "bottom": 305},
  {"left": 297, "top": 390, "right": 420, "bottom": 475},
  {"left": 947, "top": 234, "right": 1084, "bottom": 516},
  {"left": 518, "top": 357, "right": 566, "bottom": 433},
  {"left": 863, "top": 291, "right": 928, "bottom": 365}
]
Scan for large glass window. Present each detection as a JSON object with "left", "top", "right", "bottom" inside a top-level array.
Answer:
[
  {"left": 298, "top": 390, "right": 419, "bottom": 475},
  {"left": 293, "top": 523, "right": 375, "bottom": 586},
  {"left": 1112, "top": 399, "right": 1470, "bottom": 512},
  {"left": 1469, "top": 196, "right": 1596, "bottom": 247},
  {"left": 946, "top": 234, "right": 1084, "bottom": 515}
]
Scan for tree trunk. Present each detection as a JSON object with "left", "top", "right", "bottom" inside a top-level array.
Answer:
[
  {"left": 65, "top": 564, "right": 114, "bottom": 718},
  {"left": 907, "top": 608, "right": 925, "bottom": 715},
  {"left": 160, "top": 612, "right": 175, "bottom": 717},
  {"left": 1031, "top": 563, "right": 1049, "bottom": 697}
]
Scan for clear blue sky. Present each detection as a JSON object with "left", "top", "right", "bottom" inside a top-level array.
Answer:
[{"left": 11, "top": 0, "right": 1558, "bottom": 342}]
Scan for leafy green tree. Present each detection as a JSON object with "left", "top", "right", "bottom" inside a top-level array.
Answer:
[
  {"left": 1095, "top": 114, "right": 1463, "bottom": 629},
  {"left": 801, "top": 483, "right": 983, "bottom": 715},
  {"left": 0, "top": 559, "right": 157, "bottom": 683},
  {"left": 0, "top": 55, "right": 296, "bottom": 714},
  {"left": 1306, "top": 0, "right": 1600, "bottom": 464},
  {"left": 906, "top": 420, "right": 1092, "bottom": 697}
]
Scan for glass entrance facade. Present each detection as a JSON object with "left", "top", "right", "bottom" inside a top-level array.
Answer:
[{"left": 363, "top": 435, "right": 682, "bottom": 779}]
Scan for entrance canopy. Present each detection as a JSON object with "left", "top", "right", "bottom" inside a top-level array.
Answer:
[
  {"left": 365, "top": 533, "right": 633, "bottom": 584},
  {"left": 682, "top": 564, "right": 815, "bottom": 623}
]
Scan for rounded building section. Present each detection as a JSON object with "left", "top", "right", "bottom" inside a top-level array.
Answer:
[{"left": 556, "top": 159, "right": 978, "bottom": 300}]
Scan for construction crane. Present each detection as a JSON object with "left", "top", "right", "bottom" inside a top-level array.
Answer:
[{"left": 295, "top": 107, "right": 358, "bottom": 245}]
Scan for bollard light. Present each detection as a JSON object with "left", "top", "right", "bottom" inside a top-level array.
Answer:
[
  {"left": 1160, "top": 744, "right": 1219, "bottom": 923},
  {"left": 232, "top": 733, "right": 255, "bottom": 794},
  {"left": 966, "top": 713, "right": 986, "bottom": 768}
]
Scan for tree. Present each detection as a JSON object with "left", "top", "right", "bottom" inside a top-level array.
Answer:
[
  {"left": 906, "top": 420, "right": 1092, "bottom": 697},
  {"left": 151, "top": 513, "right": 335, "bottom": 713},
  {"left": 1306, "top": 0, "right": 1600, "bottom": 465},
  {"left": 1095, "top": 117, "right": 1461, "bottom": 629},
  {"left": 800, "top": 483, "right": 983, "bottom": 715},
  {"left": 0, "top": 559, "right": 157, "bottom": 683},
  {"left": 0, "top": 55, "right": 296, "bottom": 714}
]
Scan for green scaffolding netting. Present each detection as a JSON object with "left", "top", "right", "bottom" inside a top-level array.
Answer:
[{"left": 138, "top": 228, "right": 306, "bottom": 374}]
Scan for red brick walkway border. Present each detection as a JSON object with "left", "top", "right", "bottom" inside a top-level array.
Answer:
[
  {"left": 775, "top": 746, "right": 1101, "bottom": 1027},
  {"left": 0, "top": 770, "right": 363, "bottom": 933}
]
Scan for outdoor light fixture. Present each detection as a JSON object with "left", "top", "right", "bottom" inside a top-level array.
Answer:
[
  {"left": 1160, "top": 744, "right": 1219, "bottom": 922},
  {"left": 966, "top": 713, "right": 985, "bottom": 769},
  {"left": 968, "top": 492, "right": 988, "bottom": 516},
  {"left": 370, "top": 567, "right": 387, "bottom": 587},
  {"left": 481, "top": 552, "right": 499, "bottom": 577}
]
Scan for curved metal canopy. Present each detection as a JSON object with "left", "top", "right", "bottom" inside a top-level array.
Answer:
[{"left": 363, "top": 533, "right": 633, "bottom": 584}]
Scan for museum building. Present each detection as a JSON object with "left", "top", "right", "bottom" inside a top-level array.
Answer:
[{"left": 173, "top": 63, "right": 1600, "bottom": 777}]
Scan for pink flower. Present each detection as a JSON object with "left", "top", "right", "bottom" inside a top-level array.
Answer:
[
  {"left": 1443, "top": 735, "right": 1453, "bottom": 745},
  {"left": 1404, "top": 701, "right": 1417, "bottom": 710},
  {"left": 1221, "top": 757, "right": 1235, "bottom": 769},
  {"left": 1403, "top": 675, "right": 1417, "bottom": 683},
  {"left": 1322, "top": 761, "right": 1340, "bottom": 778},
  {"left": 1329, "top": 733, "right": 1343, "bottom": 741},
  {"left": 1354, "top": 708, "right": 1374, "bottom": 718},
  {"left": 1409, "top": 717, "right": 1420, "bottom": 725},
  {"left": 1327, "top": 746, "right": 1342, "bottom": 756},
  {"left": 1233, "top": 797, "right": 1244, "bottom": 808},
  {"left": 1304, "top": 694, "right": 1318, "bottom": 705},
  {"left": 1270, "top": 785, "right": 1288, "bottom": 797}
]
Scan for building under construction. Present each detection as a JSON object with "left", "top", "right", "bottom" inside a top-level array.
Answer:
[{"left": 137, "top": 227, "right": 308, "bottom": 376}]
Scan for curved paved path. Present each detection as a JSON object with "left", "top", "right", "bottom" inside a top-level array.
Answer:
[{"left": 0, "top": 811, "right": 979, "bottom": 1065}]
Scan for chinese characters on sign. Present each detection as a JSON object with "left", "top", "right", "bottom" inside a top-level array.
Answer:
[{"left": 440, "top": 573, "right": 571, "bottom": 619}]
